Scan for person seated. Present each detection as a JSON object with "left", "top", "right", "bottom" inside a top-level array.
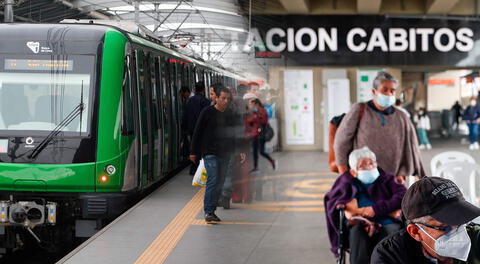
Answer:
[
  {"left": 324, "top": 146, "right": 407, "bottom": 264},
  {"left": 371, "top": 177, "right": 480, "bottom": 264}
]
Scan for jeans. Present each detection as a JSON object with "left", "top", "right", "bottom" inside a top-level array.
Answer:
[
  {"left": 221, "top": 156, "right": 235, "bottom": 200},
  {"left": 417, "top": 128, "right": 430, "bottom": 145},
  {"left": 348, "top": 223, "right": 401, "bottom": 264},
  {"left": 203, "top": 155, "right": 233, "bottom": 214},
  {"left": 252, "top": 136, "right": 274, "bottom": 170},
  {"left": 467, "top": 122, "right": 479, "bottom": 143}
]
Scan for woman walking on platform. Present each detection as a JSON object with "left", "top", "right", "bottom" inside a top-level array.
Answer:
[
  {"left": 246, "top": 99, "right": 276, "bottom": 171},
  {"left": 413, "top": 107, "right": 431, "bottom": 150}
]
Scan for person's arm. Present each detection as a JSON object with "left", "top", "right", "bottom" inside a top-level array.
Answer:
[
  {"left": 245, "top": 113, "right": 257, "bottom": 123},
  {"left": 333, "top": 103, "right": 363, "bottom": 171},
  {"left": 462, "top": 107, "right": 470, "bottom": 120},
  {"left": 258, "top": 108, "right": 268, "bottom": 125},
  {"left": 397, "top": 115, "right": 425, "bottom": 178},
  {"left": 371, "top": 177, "right": 407, "bottom": 217}
]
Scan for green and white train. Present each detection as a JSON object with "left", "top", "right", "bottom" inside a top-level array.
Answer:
[{"left": 0, "top": 22, "right": 242, "bottom": 250}]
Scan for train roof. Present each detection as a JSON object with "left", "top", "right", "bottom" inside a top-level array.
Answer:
[{"left": 0, "top": 22, "right": 245, "bottom": 81}]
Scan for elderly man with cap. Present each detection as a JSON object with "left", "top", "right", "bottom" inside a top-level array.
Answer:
[{"left": 371, "top": 177, "right": 480, "bottom": 264}]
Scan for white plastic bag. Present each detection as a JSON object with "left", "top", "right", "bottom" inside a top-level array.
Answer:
[{"left": 192, "top": 159, "right": 207, "bottom": 187}]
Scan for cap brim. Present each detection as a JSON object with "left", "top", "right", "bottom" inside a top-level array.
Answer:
[{"left": 431, "top": 200, "right": 480, "bottom": 226}]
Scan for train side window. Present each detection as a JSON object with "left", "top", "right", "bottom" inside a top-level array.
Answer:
[
  {"left": 150, "top": 56, "right": 160, "bottom": 131},
  {"left": 122, "top": 55, "right": 134, "bottom": 136}
]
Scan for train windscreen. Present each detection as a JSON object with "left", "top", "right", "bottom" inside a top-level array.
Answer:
[{"left": 0, "top": 55, "right": 95, "bottom": 136}]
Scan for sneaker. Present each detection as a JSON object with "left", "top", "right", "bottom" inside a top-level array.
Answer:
[
  {"left": 273, "top": 160, "right": 278, "bottom": 170},
  {"left": 426, "top": 144, "right": 432, "bottom": 150},
  {"left": 205, "top": 213, "right": 221, "bottom": 223},
  {"left": 469, "top": 144, "right": 475, "bottom": 150},
  {"left": 419, "top": 145, "right": 425, "bottom": 150},
  {"left": 475, "top": 142, "right": 480, "bottom": 150}
]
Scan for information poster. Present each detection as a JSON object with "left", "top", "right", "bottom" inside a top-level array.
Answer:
[
  {"left": 284, "top": 70, "right": 314, "bottom": 145},
  {"left": 357, "top": 69, "right": 383, "bottom": 102}
]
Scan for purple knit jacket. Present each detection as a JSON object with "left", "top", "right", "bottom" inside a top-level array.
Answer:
[{"left": 324, "top": 168, "right": 407, "bottom": 258}]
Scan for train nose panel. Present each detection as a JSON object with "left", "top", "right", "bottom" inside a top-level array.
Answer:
[{"left": 13, "top": 180, "right": 46, "bottom": 191}]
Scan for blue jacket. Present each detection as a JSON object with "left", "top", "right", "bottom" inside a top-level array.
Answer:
[{"left": 462, "top": 105, "right": 480, "bottom": 122}]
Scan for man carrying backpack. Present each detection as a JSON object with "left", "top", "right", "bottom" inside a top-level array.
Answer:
[{"left": 333, "top": 71, "right": 424, "bottom": 184}]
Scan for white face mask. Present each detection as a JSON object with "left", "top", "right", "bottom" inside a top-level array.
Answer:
[
  {"left": 417, "top": 224, "right": 471, "bottom": 261},
  {"left": 376, "top": 93, "right": 396, "bottom": 108},
  {"left": 356, "top": 168, "right": 380, "bottom": 184},
  {"left": 471, "top": 101, "right": 477, "bottom": 106}
]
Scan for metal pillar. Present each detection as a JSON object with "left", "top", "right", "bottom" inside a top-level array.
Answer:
[
  {"left": 134, "top": 0, "right": 139, "bottom": 24},
  {"left": 4, "top": 0, "right": 14, "bottom": 23}
]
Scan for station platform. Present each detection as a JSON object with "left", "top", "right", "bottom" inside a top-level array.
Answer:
[{"left": 57, "top": 137, "right": 479, "bottom": 264}]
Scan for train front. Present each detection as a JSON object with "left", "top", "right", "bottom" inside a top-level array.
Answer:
[{"left": 0, "top": 24, "right": 125, "bottom": 248}]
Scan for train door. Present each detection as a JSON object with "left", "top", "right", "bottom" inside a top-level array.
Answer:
[
  {"left": 169, "top": 59, "right": 179, "bottom": 169},
  {"left": 121, "top": 51, "right": 140, "bottom": 191},
  {"left": 178, "top": 64, "right": 189, "bottom": 163},
  {"left": 149, "top": 55, "right": 162, "bottom": 182},
  {"left": 160, "top": 57, "right": 172, "bottom": 172},
  {"left": 135, "top": 50, "right": 154, "bottom": 186}
]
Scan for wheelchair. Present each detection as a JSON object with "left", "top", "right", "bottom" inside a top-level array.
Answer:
[
  {"left": 335, "top": 204, "right": 406, "bottom": 264},
  {"left": 336, "top": 204, "right": 348, "bottom": 264}
]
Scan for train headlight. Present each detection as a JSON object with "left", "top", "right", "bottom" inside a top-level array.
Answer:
[
  {"left": 46, "top": 202, "right": 56, "bottom": 225},
  {"left": 0, "top": 201, "right": 9, "bottom": 223},
  {"left": 11, "top": 207, "right": 27, "bottom": 224}
]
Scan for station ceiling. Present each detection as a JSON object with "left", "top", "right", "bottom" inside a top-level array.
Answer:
[
  {"left": 2, "top": 0, "right": 480, "bottom": 80},
  {"left": 239, "top": 0, "right": 480, "bottom": 15}
]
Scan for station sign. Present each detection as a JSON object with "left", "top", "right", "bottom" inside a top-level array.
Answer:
[{"left": 251, "top": 15, "right": 480, "bottom": 66}]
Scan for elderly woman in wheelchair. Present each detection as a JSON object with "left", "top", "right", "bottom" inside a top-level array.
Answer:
[{"left": 324, "top": 147, "right": 407, "bottom": 264}]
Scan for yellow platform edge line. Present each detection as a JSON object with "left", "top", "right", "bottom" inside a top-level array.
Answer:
[
  {"left": 191, "top": 219, "right": 277, "bottom": 226},
  {"left": 135, "top": 188, "right": 204, "bottom": 264}
]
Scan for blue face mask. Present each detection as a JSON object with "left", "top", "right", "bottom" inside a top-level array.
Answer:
[
  {"left": 252, "top": 107, "right": 258, "bottom": 112},
  {"left": 376, "top": 93, "right": 396, "bottom": 108},
  {"left": 356, "top": 168, "right": 380, "bottom": 184}
]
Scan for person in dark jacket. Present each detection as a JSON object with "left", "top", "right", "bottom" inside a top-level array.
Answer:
[
  {"left": 189, "top": 84, "right": 245, "bottom": 223},
  {"left": 185, "top": 82, "right": 210, "bottom": 174},
  {"left": 462, "top": 97, "right": 480, "bottom": 150},
  {"left": 371, "top": 177, "right": 480, "bottom": 264},
  {"left": 324, "top": 147, "right": 406, "bottom": 264},
  {"left": 452, "top": 101, "right": 463, "bottom": 129}
]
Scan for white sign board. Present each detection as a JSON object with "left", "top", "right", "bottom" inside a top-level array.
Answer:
[
  {"left": 357, "top": 69, "right": 383, "bottom": 102},
  {"left": 327, "top": 79, "right": 351, "bottom": 122},
  {"left": 284, "top": 70, "right": 314, "bottom": 145}
]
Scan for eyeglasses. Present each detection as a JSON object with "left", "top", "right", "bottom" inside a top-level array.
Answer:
[
  {"left": 412, "top": 222, "right": 457, "bottom": 233},
  {"left": 357, "top": 162, "right": 377, "bottom": 170}
]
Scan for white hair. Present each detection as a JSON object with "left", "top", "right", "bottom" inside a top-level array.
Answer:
[
  {"left": 410, "top": 215, "right": 435, "bottom": 224},
  {"left": 348, "top": 146, "right": 377, "bottom": 171}
]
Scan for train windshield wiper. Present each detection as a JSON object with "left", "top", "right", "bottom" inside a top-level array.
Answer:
[{"left": 28, "top": 102, "right": 85, "bottom": 159}]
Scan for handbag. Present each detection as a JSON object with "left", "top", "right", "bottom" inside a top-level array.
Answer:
[
  {"left": 261, "top": 123, "right": 274, "bottom": 142},
  {"left": 192, "top": 159, "right": 208, "bottom": 187}
]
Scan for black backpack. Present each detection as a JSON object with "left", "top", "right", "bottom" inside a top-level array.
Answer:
[{"left": 261, "top": 123, "right": 275, "bottom": 142}]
